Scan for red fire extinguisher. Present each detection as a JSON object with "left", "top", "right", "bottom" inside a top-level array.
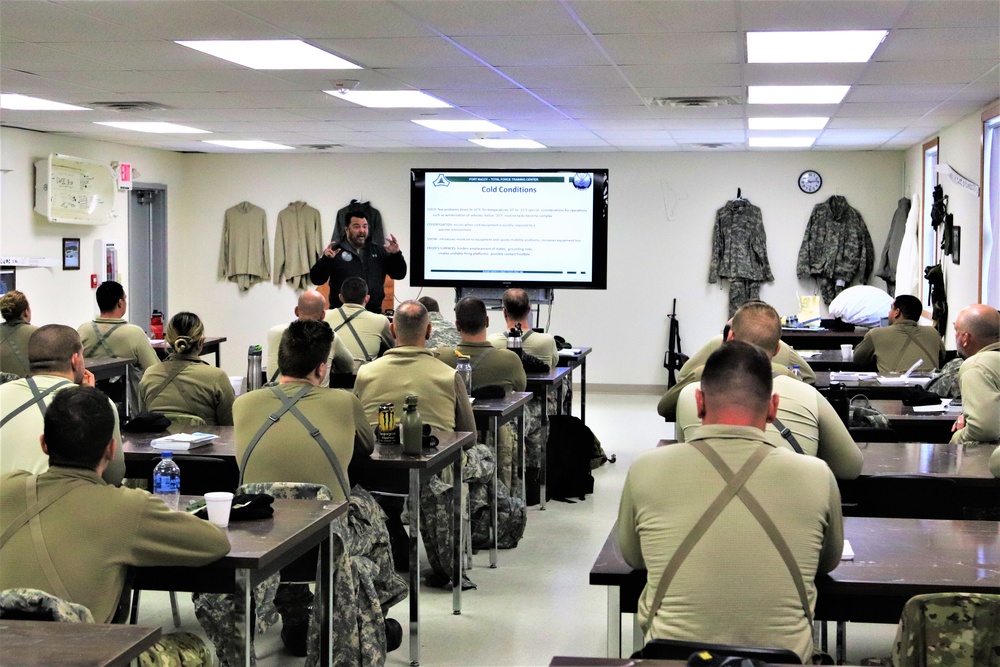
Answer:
[{"left": 150, "top": 310, "right": 164, "bottom": 339}]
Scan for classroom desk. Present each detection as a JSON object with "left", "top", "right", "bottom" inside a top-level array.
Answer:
[
  {"left": 152, "top": 336, "right": 227, "bottom": 367},
  {"left": 797, "top": 349, "right": 868, "bottom": 372},
  {"left": 781, "top": 327, "right": 868, "bottom": 350},
  {"left": 86, "top": 355, "right": 137, "bottom": 381},
  {"left": 550, "top": 659, "right": 810, "bottom": 667},
  {"left": 813, "top": 372, "right": 937, "bottom": 400},
  {"left": 134, "top": 497, "right": 344, "bottom": 667},
  {"left": 557, "top": 346, "right": 592, "bottom": 423},
  {"left": 0, "top": 620, "right": 161, "bottom": 667},
  {"left": 589, "top": 517, "right": 1000, "bottom": 661},
  {"left": 525, "top": 365, "right": 572, "bottom": 510},
  {"left": 366, "top": 431, "right": 474, "bottom": 667},
  {"left": 472, "top": 391, "right": 532, "bottom": 566},
  {"left": 868, "top": 399, "right": 958, "bottom": 443},
  {"left": 121, "top": 425, "right": 237, "bottom": 481}
]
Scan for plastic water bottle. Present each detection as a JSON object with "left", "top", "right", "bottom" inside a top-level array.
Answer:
[
  {"left": 792, "top": 365, "right": 802, "bottom": 380},
  {"left": 153, "top": 452, "right": 181, "bottom": 510},
  {"left": 455, "top": 354, "right": 473, "bottom": 396}
]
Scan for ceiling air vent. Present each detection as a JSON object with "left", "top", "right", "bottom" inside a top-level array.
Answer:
[
  {"left": 302, "top": 144, "right": 342, "bottom": 150},
  {"left": 680, "top": 143, "right": 737, "bottom": 150},
  {"left": 89, "top": 101, "right": 173, "bottom": 112},
  {"left": 645, "top": 96, "right": 740, "bottom": 108}
]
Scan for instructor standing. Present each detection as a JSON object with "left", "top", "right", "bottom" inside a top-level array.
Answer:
[{"left": 310, "top": 210, "right": 406, "bottom": 314}]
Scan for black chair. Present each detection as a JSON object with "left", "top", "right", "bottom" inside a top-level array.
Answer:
[
  {"left": 848, "top": 426, "right": 898, "bottom": 443},
  {"left": 634, "top": 638, "right": 803, "bottom": 664},
  {"left": 170, "top": 455, "right": 239, "bottom": 495},
  {"left": 846, "top": 475, "right": 962, "bottom": 520}
]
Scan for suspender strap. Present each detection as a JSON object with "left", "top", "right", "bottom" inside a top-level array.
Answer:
[
  {"left": 0, "top": 325, "right": 29, "bottom": 371},
  {"left": 646, "top": 443, "right": 772, "bottom": 626},
  {"left": 239, "top": 385, "right": 350, "bottom": 498},
  {"left": 889, "top": 326, "right": 939, "bottom": 371},
  {"left": 23, "top": 478, "right": 85, "bottom": 601},
  {"left": 333, "top": 308, "right": 371, "bottom": 361},
  {"left": 771, "top": 417, "right": 803, "bottom": 454},
  {"left": 141, "top": 361, "right": 190, "bottom": 410},
  {"left": 520, "top": 330, "right": 533, "bottom": 342},
  {"left": 1, "top": 478, "right": 89, "bottom": 548},
  {"left": 87, "top": 322, "right": 126, "bottom": 358},
  {"left": 691, "top": 441, "right": 815, "bottom": 627},
  {"left": 0, "top": 379, "right": 72, "bottom": 428},
  {"left": 269, "top": 368, "right": 281, "bottom": 383},
  {"left": 469, "top": 347, "right": 495, "bottom": 372}
]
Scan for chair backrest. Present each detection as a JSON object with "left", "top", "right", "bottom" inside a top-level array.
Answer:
[
  {"left": 848, "top": 475, "right": 962, "bottom": 520},
  {"left": 891, "top": 593, "right": 1000, "bottom": 667},
  {"left": 848, "top": 426, "right": 898, "bottom": 443},
  {"left": 237, "top": 482, "right": 333, "bottom": 501},
  {"left": 0, "top": 588, "right": 94, "bottom": 623},
  {"left": 636, "top": 638, "right": 803, "bottom": 664},
  {"left": 159, "top": 411, "right": 207, "bottom": 427},
  {"left": 170, "top": 455, "right": 239, "bottom": 495}
]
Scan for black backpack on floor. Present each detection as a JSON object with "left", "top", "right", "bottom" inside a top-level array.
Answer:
[{"left": 545, "top": 415, "right": 600, "bottom": 502}]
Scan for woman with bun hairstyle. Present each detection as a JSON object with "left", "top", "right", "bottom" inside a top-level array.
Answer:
[{"left": 139, "top": 312, "right": 234, "bottom": 425}]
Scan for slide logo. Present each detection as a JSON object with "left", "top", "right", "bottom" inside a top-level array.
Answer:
[{"left": 432, "top": 174, "right": 451, "bottom": 187}]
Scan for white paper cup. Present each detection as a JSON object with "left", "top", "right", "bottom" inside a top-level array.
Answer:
[
  {"left": 205, "top": 491, "right": 234, "bottom": 528},
  {"left": 840, "top": 344, "right": 853, "bottom": 361}
]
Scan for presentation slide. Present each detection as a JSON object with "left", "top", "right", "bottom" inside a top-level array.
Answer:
[{"left": 422, "top": 171, "right": 596, "bottom": 283}]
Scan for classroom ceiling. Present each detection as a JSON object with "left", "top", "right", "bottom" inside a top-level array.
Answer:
[{"left": 1, "top": 0, "right": 998, "bottom": 154}]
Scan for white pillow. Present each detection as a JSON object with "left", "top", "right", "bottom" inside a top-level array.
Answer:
[{"left": 828, "top": 285, "right": 894, "bottom": 327}]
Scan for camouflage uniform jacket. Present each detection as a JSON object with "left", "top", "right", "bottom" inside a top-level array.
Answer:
[
  {"left": 890, "top": 592, "right": 1000, "bottom": 667},
  {"left": 708, "top": 200, "right": 774, "bottom": 283},
  {"left": 427, "top": 312, "right": 462, "bottom": 349},
  {"left": 796, "top": 195, "right": 875, "bottom": 303}
]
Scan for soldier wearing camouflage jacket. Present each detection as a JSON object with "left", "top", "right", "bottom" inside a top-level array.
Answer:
[
  {"left": 708, "top": 199, "right": 774, "bottom": 317},
  {"left": 797, "top": 195, "right": 875, "bottom": 305}
]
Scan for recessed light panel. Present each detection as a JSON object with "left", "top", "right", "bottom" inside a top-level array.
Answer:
[
  {"left": 748, "top": 86, "right": 850, "bottom": 105},
  {"left": 748, "top": 137, "right": 816, "bottom": 148},
  {"left": 177, "top": 40, "right": 360, "bottom": 70},
  {"left": 203, "top": 140, "right": 293, "bottom": 150},
  {"left": 748, "top": 117, "right": 829, "bottom": 130},
  {"left": 747, "top": 31, "right": 887, "bottom": 63},
  {"left": 1, "top": 94, "right": 89, "bottom": 111},
  {"left": 94, "top": 121, "right": 209, "bottom": 134},
  {"left": 327, "top": 90, "right": 451, "bottom": 108},
  {"left": 412, "top": 119, "right": 507, "bottom": 132},
  {"left": 469, "top": 138, "right": 545, "bottom": 149}
]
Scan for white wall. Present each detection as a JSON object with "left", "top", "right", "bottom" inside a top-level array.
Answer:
[{"left": 904, "top": 106, "right": 992, "bottom": 348}]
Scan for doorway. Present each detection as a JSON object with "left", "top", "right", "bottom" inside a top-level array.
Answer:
[{"left": 128, "top": 184, "right": 168, "bottom": 334}]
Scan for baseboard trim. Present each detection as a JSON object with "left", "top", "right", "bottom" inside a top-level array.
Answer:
[{"left": 578, "top": 383, "right": 664, "bottom": 395}]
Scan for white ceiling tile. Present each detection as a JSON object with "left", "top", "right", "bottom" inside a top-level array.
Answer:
[
  {"left": 595, "top": 129, "right": 676, "bottom": 141},
  {"left": 899, "top": 1, "right": 1000, "bottom": 28},
  {"left": 596, "top": 33, "right": 739, "bottom": 65},
  {"left": 827, "top": 116, "right": 920, "bottom": 129},
  {"left": 569, "top": 1, "right": 738, "bottom": 34},
  {"left": 741, "top": 1, "right": 909, "bottom": 31},
  {"left": 2, "top": 1, "right": 141, "bottom": 42},
  {"left": 310, "top": 38, "right": 478, "bottom": 69},
  {"left": 878, "top": 28, "right": 1000, "bottom": 61},
  {"left": 669, "top": 130, "right": 748, "bottom": 142},
  {"left": 396, "top": 1, "right": 584, "bottom": 36},
  {"left": 659, "top": 118, "right": 746, "bottom": 130},
  {"left": 574, "top": 118, "right": 665, "bottom": 131},
  {"left": 233, "top": 1, "right": 434, "bottom": 39},
  {"left": 536, "top": 88, "right": 645, "bottom": 106},
  {"left": 434, "top": 89, "right": 549, "bottom": 106},
  {"left": 837, "top": 102, "right": 939, "bottom": 117},
  {"left": 1, "top": 42, "right": 112, "bottom": 72},
  {"left": 556, "top": 106, "right": 658, "bottom": 120},
  {"left": 376, "top": 67, "right": 514, "bottom": 90},
  {"left": 496, "top": 66, "right": 626, "bottom": 89},
  {"left": 619, "top": 64, "right": 741, "bottom": 87},
  {"left": 499, "top": 119, "right": 590, "bottom": 132},
  {"left": 862, "top": 61, "right": 999, "bottom": 84},
  {"left": 460, "top": 105, "right": 569, "bottom": 120},
  {"left": 845, "top": 84, "right": 964, "bottom": 103},
  {"left": 744, "top": 63, "right": 866, "bottom": 86},
  {"left": 453, "top": 35, "right": 609, "bottom": 67},
  {"left": 649, "top": 105, "right": 748, "bottom": 119},
  {"left": 38, "top": 41, "right": 245, "bottom": 72},
  {"left": 817, "top": 129, "right": 900, "bottom": 142}
]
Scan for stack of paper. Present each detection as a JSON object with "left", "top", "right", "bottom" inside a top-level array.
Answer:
[{"left": 150, "top": 433, "right": 219, "bottom": 450}]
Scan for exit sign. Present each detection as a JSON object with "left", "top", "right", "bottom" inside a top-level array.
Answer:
[{"left": 118, "top": 162, "right": 132, "bottom": 190}]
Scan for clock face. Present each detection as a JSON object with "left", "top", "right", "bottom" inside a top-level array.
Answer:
[{"left": 799, "top": 170, "right": 822, "bottom": 194}]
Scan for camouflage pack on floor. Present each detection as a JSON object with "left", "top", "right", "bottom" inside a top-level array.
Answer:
[
  {"left": 891, "top": 593, "right": 1000, "bottom": 667},
  {"left": 0, "top": 587, "right": 94, "bottom": 622}
]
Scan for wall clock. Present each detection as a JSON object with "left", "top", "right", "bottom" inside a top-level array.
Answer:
[{"left": 798, "top": 170, "right": 822, "bottom": 194}]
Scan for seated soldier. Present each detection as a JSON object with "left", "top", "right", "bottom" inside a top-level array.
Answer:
[
  {"left": 0, "top": 385, "right": 230, "bottom": 624},
  {"left": 674, "top": 302, "right": 863, "bottom": 480},
  {"left": 617, "top": 341, "right": 843, "bottom": 664},
  {"left": 950, "top": 304, "right": 1000, "bottom": 445},
  {"left": 853, "top": 294, "right": 945, "bottom": 374},
  {"left": 420, "top": 295, "right": 462, "bottom": 349},
  {"left": 139, "top": 312, "right": 235, "bottom": 425},
  {"left": 0, "top": 290, "right": 38, "bottom": 377},
  {"left": 265, "top": 290, "right": 353, "bottom": 385},
  {"left": 0, "top": 324, "right": 125, "bottom": 485},
  {"left": 323, "top": 277, "right": 394, "bottom": 366}
]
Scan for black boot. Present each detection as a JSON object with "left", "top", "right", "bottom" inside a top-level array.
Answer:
[{"left": 384, "top": 618, "right": 403, "bottom": 652}]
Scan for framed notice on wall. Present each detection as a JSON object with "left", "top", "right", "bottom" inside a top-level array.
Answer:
[{"left": 63, "top": 238, "right": 81, "bottom": 270}]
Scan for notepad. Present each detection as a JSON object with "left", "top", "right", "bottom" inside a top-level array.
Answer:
[
  {"left": 830, "top": 371, "right": 878, "bottom": 382},
  {"left": 150, "top": 433, "right": 219, "bottom": 450},
  {"left": 876, "top": 376, "right": 932, "bottom": 387},
  {"left": 841, "top": 540, "right": 854, "bottom": 561}
]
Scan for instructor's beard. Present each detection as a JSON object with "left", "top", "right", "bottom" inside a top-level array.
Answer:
[{"left": 348, "top": 230, "right": 367, "bottom": 250}]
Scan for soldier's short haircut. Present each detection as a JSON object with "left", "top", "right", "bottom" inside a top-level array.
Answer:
[
  {"left": 393, "top": 300, "right": 429, "bottom": 345},
  {"left": 962, "top": 305, "right": 1000, "bottom": 343},
  {"left": 44, "top": 385, "right": 115, "bottom": 469},
  {"left": 278, "top": 319, "right": 333, "bottom": 379},
  {"left": 731, "top": 301, "right": 782, "bottom": 357},
  {"left": 701, "top": 341, "right": 773, "bottom": 413},
  {"left": 0, "top": 290, "right": 30, "bottom": 322},
  {"left": 893, "top": 295, "right": 923, "bottom": 322},
  {"left": 340, "top": 277, "right": 369, "bottom": 305},
  {"left": 455, "top": 297, "right": 488, "bottom": 334},
  {"left": 502, "top": 288, "right": 530, "bottom": 320},
  {"left": 417, "top": 296, "right": 440, "bottom": 313},
  {"left": 348, "top": 210, "right": 369, "bottom": 224},
  {"left": 28, "top": 324, "right": 82, "bottom": 375},
  {"left": 95, "top": 281, "right": 125, "bottom": 313}
]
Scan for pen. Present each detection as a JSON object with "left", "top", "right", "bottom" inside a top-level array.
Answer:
[{"left": 903, "top": 359, "right": 923, "bottom": 377}]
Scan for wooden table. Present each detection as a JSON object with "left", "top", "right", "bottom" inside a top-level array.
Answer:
[
  {"left": 121, "top": 425, "right": 237, "bottom": 485},
  {"left": 86, "top": 356, "right": 137, "bottom": 381},
  {"left": 797, "top": 349, "right": 869, "bottom": 372},
  {"left": 472, "top": 391, "right": 532, "bottom": 566},
  {"left": 782, "top": 327, "right": 867, "bottom": 350},
  {"left": 0, "top": 620, "right": 161, "bottom": 667},
  {"left": 366, "top": 431, "right": 474, "bottom": 667},
  {"left": 869, "top": 399, "right": 959, "bottom": 443},
  {"left": 526, "top": 365, "right": 572, "bottom": 510},
  {"left": 557, "top": 346, "right": 592, "bottom": 424},
  {"left": 589, "top": 517, "right": 1000, "bottom": 661},
  {"left": 152, "top": 336, "right": 227, "bottom": 367},
  {"left": 135, "top": 497, "right": 344, "bottom": 667}
]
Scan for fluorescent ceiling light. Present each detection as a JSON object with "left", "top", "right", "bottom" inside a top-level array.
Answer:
[
  {"left": 177, "top": 40, "right": 360, "bottom": 70},
  {"left": 412, "top": 119, "right": 507, "bottom": 132},
  {"left": 203, "top": 140, "right": 293, "bottom": 150},
  {"left": 327, "top": 90, "right": 451, "bottom": 108},
  {"left": 747, "top": 31, "right": 887, "bottom": 63},
  {"left": 749, "top": 137, "right": 816, "bottom": 148},
  {"left": 748, "top": 117, "right": 829, "bottom": 131},
  {"left": 469, "top": 138, "right": 546, "bottom": 149},
  {"left": 748, "top": 86, "right": 850, "bottom": 105},
  {"left": 94, "top": 121, "right": 209, "bottom": 134},
  {"left": 1, "top": 94, "right": 89, "bottom": 111}
]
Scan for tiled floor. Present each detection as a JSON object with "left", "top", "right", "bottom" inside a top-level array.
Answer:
[{"left": 138, "top": 391, "right": 896, "bottom": 666}]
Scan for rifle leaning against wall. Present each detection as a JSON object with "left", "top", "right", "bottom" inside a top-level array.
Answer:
[{"left": 663, "top": 299, "right": 689, "bottom": 388}]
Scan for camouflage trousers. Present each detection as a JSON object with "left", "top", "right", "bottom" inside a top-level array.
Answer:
[
  {"left": 890, "top": 593, "right": 1000, "bottom": 667},
  {"left": 192, "top": 571, "right": 283, "bottom": 667},
  {"left": 927, "top": 357, "right": 963, "bottom": 398},
  {"left": 139, "top": 632, "right": 214, "bottom": 667},
  {"left": 483, "top": 422, "right": 517, "bottom": 494},
  {"left": 728, "top": 278, "right": 761, "bottom": 317}
]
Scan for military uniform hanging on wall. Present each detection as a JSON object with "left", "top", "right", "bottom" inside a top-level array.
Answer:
[
  {"left": 273, "top": 201, "right": 323, "bottom": 290},
  {"left": 876, "top": 197, "right": 911, "bottom": 294},
  {"left": 219, "top": 201, "right": 270, "bottom": 291},
  {"left": 796, "top": 195, "right": 875, "bottom": 305},
  {"left": 708, "top": 194, "right": 774, "bottom": 317}
]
